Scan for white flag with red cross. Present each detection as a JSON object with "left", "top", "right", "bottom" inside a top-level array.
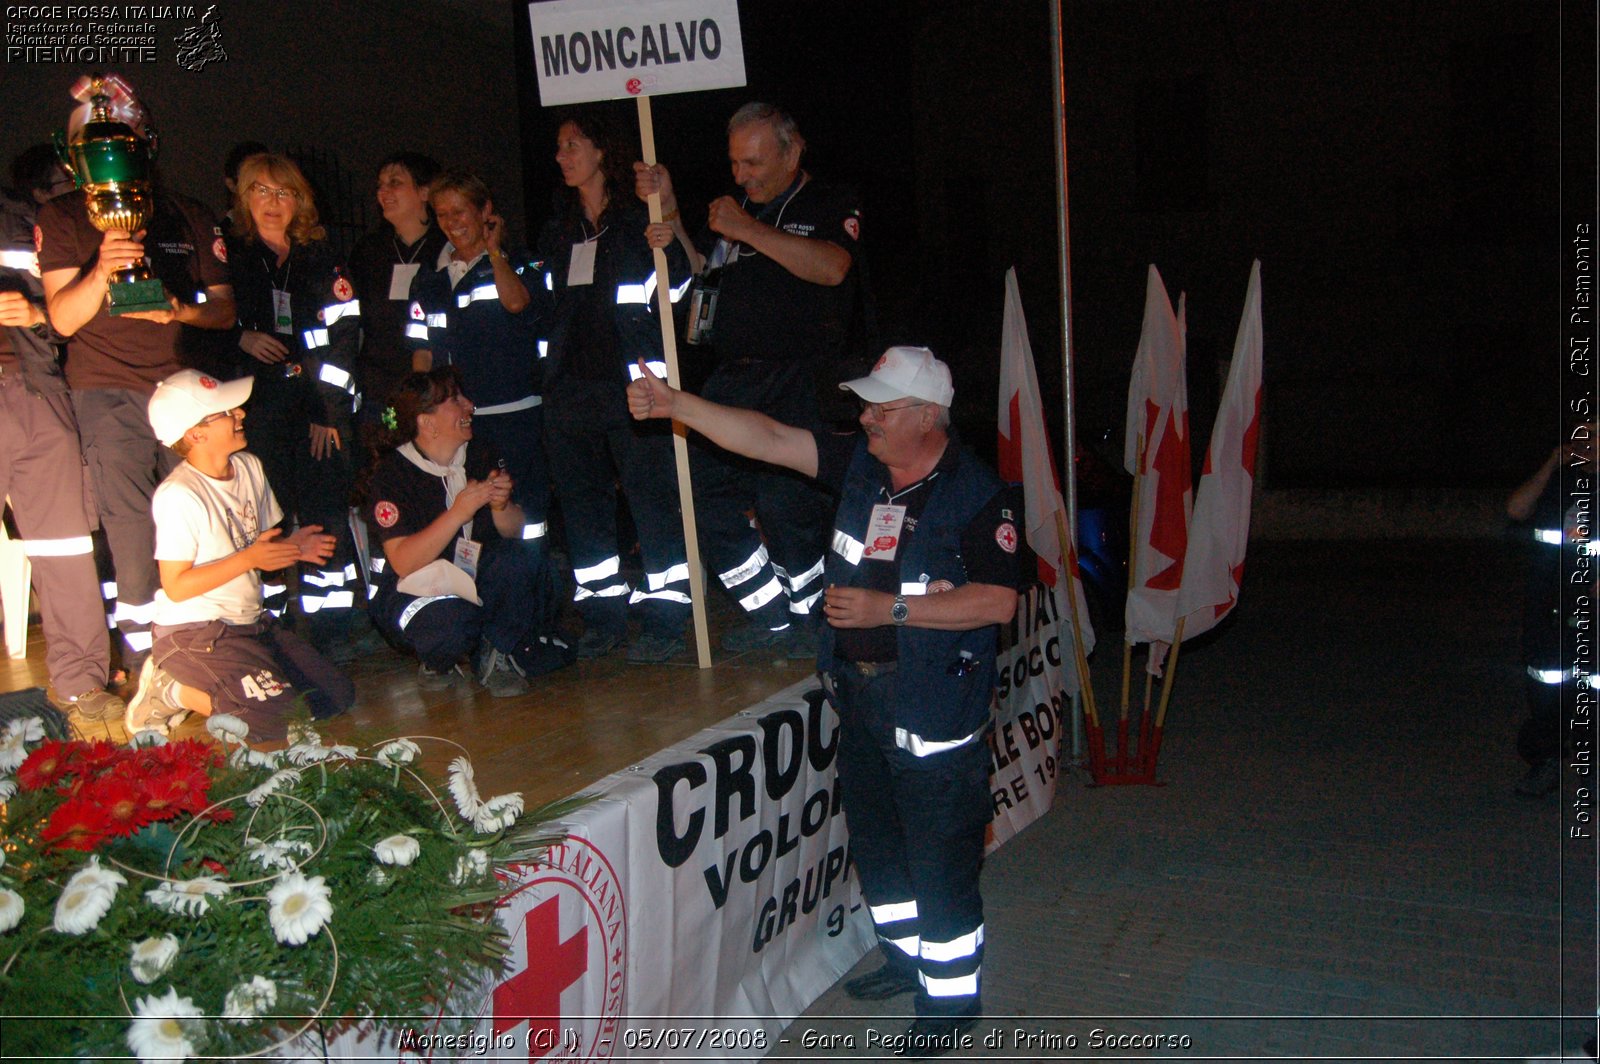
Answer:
[
  {"left": 1176, "top": 260, "right": 1263, "bottom": 639},
  {"left": 997, "top": 268, "right": 1095, "bottom": 657},
  {"left": 1123, "top": 265, "right": 1192, "bottom": 646}
]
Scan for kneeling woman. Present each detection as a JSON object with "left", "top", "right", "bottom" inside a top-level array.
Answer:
[{"left": 361, "top": 368, "right": 571, "bottom": 697}]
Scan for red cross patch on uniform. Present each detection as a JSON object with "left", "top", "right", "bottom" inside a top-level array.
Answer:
[
  {"left": 33, "top": 224, "right": 43, "bottom": 256},
  {"left": 843, "top": 216, "right": 860, "bottom": 241},
  {"left": 212, "top": 236, "right": 228, "bottom": 263},
  {"left": 333, "top": 277, "right": 354, "bottom": 301},
  {"left": 995, "top": 522, "right": 1018, "bottom": 553},
  {"left": 409, "top": 302, "right": 424, "bottom": 320},
  {"left": 374, "top": 501, "right": 399, "bottom": 528},
  {"left": 199, "top": 375, "right": 218, "bottom": 389}
]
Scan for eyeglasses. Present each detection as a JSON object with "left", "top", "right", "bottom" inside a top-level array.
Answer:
[
  {"left": 859, "top": 399, "right": 927, "bottom": 420},
  {"left": 248, "top": 183, "right": 298, "bottom": 203},
  {"left": 196, "top": 408, "right": 241, "bottom": 427}
]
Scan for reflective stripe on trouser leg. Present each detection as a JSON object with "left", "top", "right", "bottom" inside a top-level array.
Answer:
[
  {"left": 918, "top": 924, "right": 984, "bottom": 1000},
  {"left": 716, "top": 544, "right": 786, "bottom": 624},
  {"left": 571, "top": 554, "right": 629, "bottom": 603},
  {"left": 869, "top": 899, "right": 921, "bottom": 968},
  {"left": 777, "top": 555, "right": 825, "bottom": 616}
]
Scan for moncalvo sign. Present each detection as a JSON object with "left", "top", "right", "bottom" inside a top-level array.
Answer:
[{"left": 528, "top": 0, "right": 747, "bottom": 106}]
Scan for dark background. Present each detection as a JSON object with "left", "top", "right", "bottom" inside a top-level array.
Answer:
[{"left": 3, "top": 0, "right": 1588, "bottom": 492}]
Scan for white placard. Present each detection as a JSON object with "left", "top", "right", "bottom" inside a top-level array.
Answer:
[{"left": 528, "top": 0, "right": 747, "bottom": 106}]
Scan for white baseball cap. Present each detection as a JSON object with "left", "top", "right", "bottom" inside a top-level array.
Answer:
[
  {"left": 839, "top": 345, "right": 955, "bottom": 408},
  {"left": 148, "top": 369, "right": 254, "bottom": 446}
]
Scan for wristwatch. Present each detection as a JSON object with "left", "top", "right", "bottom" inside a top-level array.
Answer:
[{"left": 890, "top": 594, "right": 910, "bottom": 626}]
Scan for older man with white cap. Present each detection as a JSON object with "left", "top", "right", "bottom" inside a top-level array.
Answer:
[{"left": 629, "top": 345, "right": 1027, "bottom": 1055}]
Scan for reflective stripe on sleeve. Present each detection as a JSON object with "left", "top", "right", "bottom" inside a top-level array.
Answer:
[
  {"left": 831, "top": 530, "right": 865, "bottom": 566},
  {"left": 318, "top": 363, "right": 354, "bottom": 392},
  {"left": 322, "top": 300, "right": 360, "bottom": 326}
]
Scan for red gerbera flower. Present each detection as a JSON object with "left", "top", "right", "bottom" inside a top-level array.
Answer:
[
  {"left": 18, "top": 740, "right": 73, "bottom": 792},
  {"left": 40, "top": 796, "right": 113, "bottom": 851},
  {"left": 68, "top": 739, "right": 125, "bottom": 775},
  {"left": 87, "top": 775, "right": 157, "bottom": 838},
  {"left": 159, "top": 765, "right": 217, "bottom": 817}
]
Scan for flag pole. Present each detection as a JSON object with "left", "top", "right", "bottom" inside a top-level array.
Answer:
[
  {"left": 1118, "top": 434, "right": 1147, "bottom": 774},
  {"left": 637, "top": 95, "right": 713, "bottom": 669},
  {"left": 1145, "top": 616, "right": 1187, "bottom": 776},
  {"left": 1052, "top": 509, "right": 1103, "bottom": 780},
  {"left": 1049, "top": 0, "right": 1083, "bottom": 763}
]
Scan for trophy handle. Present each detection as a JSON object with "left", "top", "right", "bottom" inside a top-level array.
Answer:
[{"left": 51, "top": 131, "right": 82, "bottom": 189}]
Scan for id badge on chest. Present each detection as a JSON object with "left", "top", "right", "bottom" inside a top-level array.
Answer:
[
  {"left": 389, "top": 263, "right": 420, "bottom": 300},
  {"left": 271, "top": 288, "right": 292, "bottom": 335},
  {"left": 862, "top": 503, "right": 907, "bottom": 561},
  {"left": 452, "top": 536, "right": 481, "bottom": 580},
  {"left": 567, "top": 240, "right": 596, "bottom": 287}
]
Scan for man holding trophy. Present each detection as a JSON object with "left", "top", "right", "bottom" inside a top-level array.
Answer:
[{"left": 37, "top": 75, "right": 235, "bottom": 673}]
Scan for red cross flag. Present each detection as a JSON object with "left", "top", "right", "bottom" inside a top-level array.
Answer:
[
  {"left": 1176, "top": 260, "right": 1263, "bottom": 639},
  {"left": 997, "top": 268, "right": 1095, "bottom": 656},
  {"left": 1123, "top": 265, "right": 1192, "bottom": 647}
]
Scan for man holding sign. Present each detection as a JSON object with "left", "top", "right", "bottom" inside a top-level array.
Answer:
[
  {"left": 629, "top": 346, "right": 1026, "bottom": 1054},
  {"left": 637, "top": 103, "right": 861, "bottom": 656}
]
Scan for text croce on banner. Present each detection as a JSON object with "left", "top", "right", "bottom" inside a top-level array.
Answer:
[
  {"left": 482, "top": 681, "right": 873, "bottom": 1062},
  {"left": 527, "top": 0, "right": 747, "bottom": 106}
]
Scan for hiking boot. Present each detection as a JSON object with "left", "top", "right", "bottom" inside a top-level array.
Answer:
[
  {"left": 627, "top": 631, "right": 685, "bottom": 664},
  {"left": 720, "top": 622, "right": 793, "bottom": 654},
  {"left": 124, "top": 658, "right": 190, "bottom": 737},
  {"left": 417, "top": 662, "right": 467, "bottom": 690},
  {"left": 576, "top": 628, "right": 625, "bottom": 659},
  {"left": 477, "top": 646, "right": 529, "bottom": 699},
  {"left": 49, "top": 685, "right": 127, "bottom": 724}
]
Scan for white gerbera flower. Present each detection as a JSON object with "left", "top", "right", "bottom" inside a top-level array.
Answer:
[
  {"left": 367, "top": 865, "right": 391, "bottom": 887},
  {"left": 375, "top": 738, "right": 420, "bottom": 767},
  {"left": 267, "top": 873, "right": 332, "bottom": 946},
  {"left": 204, "top": 714, "right": 250, "bottom": 743},
  {"left": 373, "top": 834, "right": 420, "bottom": 866},
  {"left": 451, "top": 848, "right": 492, "bottom": 885},
  {"left": 0, "top": 777, "right": 17, "bottom": 802},
  {"left": 245, "top": 837, "right": 311, "bottom": 871},
  {"left": 222, "top": 975, "right": 277, "bottom": 1022},
  {"left": 129, "top": 935, "right": 180, "bottom": 984},
  {"left": 446, "top": 757, "right": 481, "bottom": 819},
  {"left": 53, "top": 856, "right": 126, "bottom": 934},
  {"left": 0, "top": 717, "right": 44, "bottom": 773},
  {"left": 245, "top": 769, "right": 301, "bottom": 807},
  {"left": 145, "top": 876, "right": 229, "bottom": 917},
  {"left": 126, "top": 987, "right": 204, "bottom": 1063},
  {"left": 128, "top": 729, "right": 166, "bottom": 749},
  {"left": 0, "top": 888, "right": 23, "bottom": 932},
  {"left": 472, "top": 792, "right": 524, "bottom": 834}
]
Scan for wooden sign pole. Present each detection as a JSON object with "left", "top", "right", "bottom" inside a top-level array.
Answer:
[{"left": 637, "top": 94, "right": 713, "bottom": 668}]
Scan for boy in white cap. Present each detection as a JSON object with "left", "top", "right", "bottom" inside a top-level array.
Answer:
[{"left": 127, "top": 369, "right": 354, "bottom": 741}]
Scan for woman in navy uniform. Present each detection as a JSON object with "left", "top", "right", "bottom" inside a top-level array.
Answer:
[
  {"left": 228, "top": 153, "right": 361, "bottom": 642},
  {"left": 538, "top": 108, "right": 691, "bottom": 663}
]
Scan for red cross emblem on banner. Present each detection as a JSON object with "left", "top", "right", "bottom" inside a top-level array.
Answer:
[{"left": 492, "top": 897, "right": 588, "bottom": 1056}]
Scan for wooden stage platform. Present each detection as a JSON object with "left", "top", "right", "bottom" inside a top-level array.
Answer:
[{"left": 1, "top": 600, "right": 817, "bottom": 808}]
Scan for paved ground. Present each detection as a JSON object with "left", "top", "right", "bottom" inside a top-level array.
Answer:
[{"left": 770, "top": 539, "right": 1597, "bottom": 1062}]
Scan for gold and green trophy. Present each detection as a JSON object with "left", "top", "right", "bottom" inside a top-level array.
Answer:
[{"left": 54, "top": 75, "right": 169, "bottom": 315}]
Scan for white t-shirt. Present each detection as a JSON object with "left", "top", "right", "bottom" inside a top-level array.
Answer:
[{"left": 152, "top": 453, "right": 284, "bottom": 626}]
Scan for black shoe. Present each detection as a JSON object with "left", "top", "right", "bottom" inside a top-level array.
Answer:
[
  {"left": 1514, "top": 757, "right": 1559, "bottom": 798},
  {"left": 843, "top": 964, "right": 919, "bottom": 1000},
  {"left": 894, "top": 1014, "right": 981, "bottom": 1058},
  {"left": 720, "top": 621, "right": 793, "bottom": 653},
  {"left": 626, "top": 631, "right": 685, "bottom": 664},
  {"left": 576, "top": 628, "right": 625, "bottom": 659}
]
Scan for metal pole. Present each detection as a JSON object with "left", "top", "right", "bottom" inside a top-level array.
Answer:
[{"left": 1049, "top": 0, "right": 1085, "bottom": 761}]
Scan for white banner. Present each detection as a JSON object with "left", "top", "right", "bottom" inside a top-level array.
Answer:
[
  {"left": 527, "top": 0, "right": 747, "bottom": 106},
  {"left": 987, "top": 583, "right": 1071, "bottom": 852}
]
